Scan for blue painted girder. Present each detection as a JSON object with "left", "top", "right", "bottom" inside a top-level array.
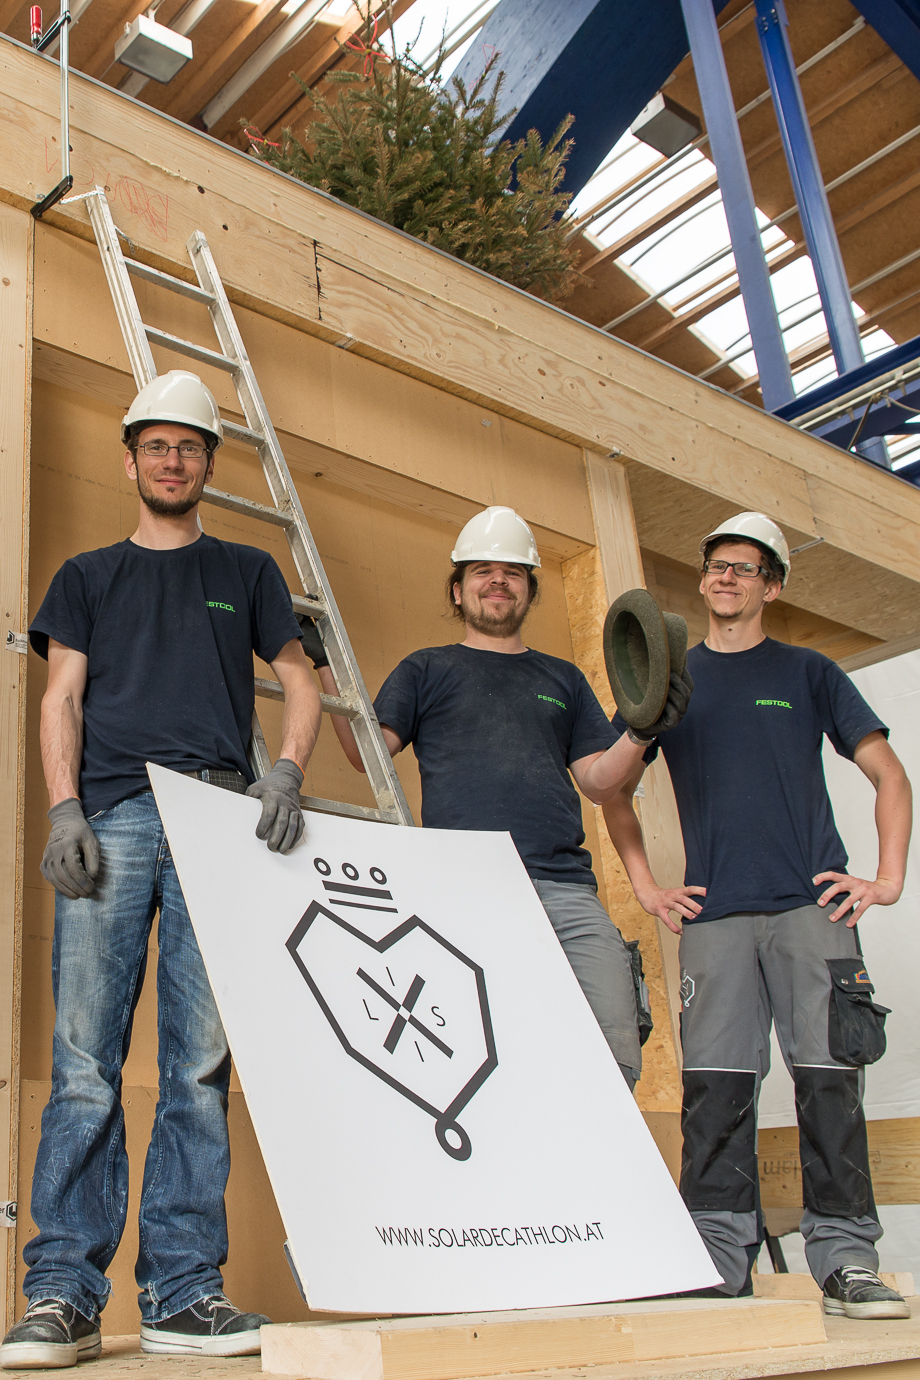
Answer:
[
  {"left": 450, "top": 0, "right": 731, "bottom": 200},
  {"left": 812, "top": 383, "right": 920, "bottom": 449},
  {"left": 851, "top": 0, "right": 920, "bottom": 82}
]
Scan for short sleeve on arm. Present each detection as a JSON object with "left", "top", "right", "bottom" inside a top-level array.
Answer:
[
  {"left": 821, "top": 660, "right": 888, "bottom": 758},
  {"left": 374, "top": 657, "right": 424, "bottom": 748},
  {"left": 28, "top": 560, "right": 94, "bottom": 661},
  {"left": 250, "top": 555, "right": 302, "bottom": 664},
  {"left": 568, "top": 672, "right": 617, "bottom": 764}
]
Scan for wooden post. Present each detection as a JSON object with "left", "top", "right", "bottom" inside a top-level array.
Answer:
[
  {"left": 562, "top": 452, "right": 685, "bottom": 1175},
  {"left": 0, "top": 202, "right": 32, "bottom": 1332}
]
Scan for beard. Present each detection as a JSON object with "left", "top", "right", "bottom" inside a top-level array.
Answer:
[
  {"left": 136, "top": 466, "right": 208, "bottom": 516},
  {"left": 461, "top": 590, "right": 530, "bottom": 638}
]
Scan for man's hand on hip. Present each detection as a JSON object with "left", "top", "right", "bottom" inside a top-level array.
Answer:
[
  {"left": 41, "top": 798, "right": 100, "bottom": 899},
  {"left": 814, "top": 870, "right": 902, "bottom": 925},
  {"left": 246, "top": 758, "right": 305, "bottom": 854},
  {"left": 635, "top": 881, "right": 707, "bottom": 934}
]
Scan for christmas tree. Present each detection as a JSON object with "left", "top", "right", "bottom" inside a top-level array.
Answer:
[{"left": 245, "top": 18, "right": 579, "bottom": 302}]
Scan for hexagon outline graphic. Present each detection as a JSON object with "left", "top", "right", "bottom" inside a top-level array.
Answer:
[{"left": 286, "top": 901, "right": 498, "bottom": 1160}]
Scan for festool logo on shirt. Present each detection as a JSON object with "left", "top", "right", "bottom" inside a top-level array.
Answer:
[
  {"left": 537, "top": 693, "right": 567, "bottom": 709},
  {"left": 206, "top": 600, "right": 236, "bottom": 613},
  {"left": 756, "top": 698, "right": 792, "bottom": 709}
]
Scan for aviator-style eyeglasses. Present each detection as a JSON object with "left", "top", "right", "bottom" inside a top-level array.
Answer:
[
  {"left": 702, "top": 559, "right": 768, "bottom": 579},
  {"left": 137, "top": 441, "right": 208, "bottom": 459}
]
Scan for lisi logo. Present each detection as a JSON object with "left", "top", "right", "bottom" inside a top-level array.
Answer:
[
  {"left": 537, "top": 694, "right": 567, "bottom": 709},
  {"left": 206, "top": 600, "right": 235, "bottom": 613},
  {"left": 286, "top": 859, "right": 498, "bottom": 1161},
  {"left": 755, "top": 699, "right": 792, "bottom": 709}
]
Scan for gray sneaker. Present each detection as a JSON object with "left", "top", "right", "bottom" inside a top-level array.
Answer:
[
  {"left": 0, "top": 1298, "right": 101, "bottom": 1369},
  {"left": 140, "top": 1294, "right": 269, "bottom": 1356},
  {"left": 823, "top": 1267, "right": 911, "bottom": 1320}
]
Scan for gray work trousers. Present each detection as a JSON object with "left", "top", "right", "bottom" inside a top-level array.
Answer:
[
  {"left": 679, "top": 907, "right": 882, "bottom": 1293},
  {"left": 533, "top": 879, "right": 642, "bottom": 1090}
]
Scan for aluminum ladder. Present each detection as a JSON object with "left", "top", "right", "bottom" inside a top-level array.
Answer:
[{"left": 78, "top": 185, "right": 413, "bottom": 827}]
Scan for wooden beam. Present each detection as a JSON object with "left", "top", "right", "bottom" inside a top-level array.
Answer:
[
  {"left": 759, "top": 1118, "right": 920, "bottom": 1209},
  {"left": 2, "top": 41, "right": 919, "bottom": 604},
  {"left": 81, "top": 0, "right": 149, "bottom": 79},
  {"left": 579, "top": 176, "right": 719, "bottom": 276},
  {"left": 245, "top": 0, "right": 416, "bottom": 144},
  {"left": 261, "top": 1299, "right": 827, "bottom": 1380},
  {"left": 160, "top": 0, "right": 289, "bottom": 122},
  {"left": 0, "top": 0, "right": 24, "bottom": 32},
  {"left": 562, "top": 454, "right": 684, "bottom": 1119},
  {"left": 0, "top": 201, "right": 31, "bottom": 1335}
]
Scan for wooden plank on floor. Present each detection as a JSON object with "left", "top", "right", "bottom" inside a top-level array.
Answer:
[{"left": 260, "top": 1299, "right": 827, "bottom": 1379}]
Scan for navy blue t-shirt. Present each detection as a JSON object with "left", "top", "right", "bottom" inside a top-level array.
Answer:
[
  {"left": 374, "top": 644, "right": 615, "bottom": 885},
  {"left": 30, "top": 534, "right": 301, "bottom": 814},
  {"left": 613, "top": 638, "right": 887, "bottom": 923}
]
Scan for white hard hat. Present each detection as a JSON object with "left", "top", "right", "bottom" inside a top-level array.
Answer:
[
  {"left": 699, "top": 511, "right": 790, "bottom": 587},
  {"left": 451, "top": 506, "right": 541, "bottom": 569},
  {"left": 122, "top": 370, "right": 224, "bottom": 449}
]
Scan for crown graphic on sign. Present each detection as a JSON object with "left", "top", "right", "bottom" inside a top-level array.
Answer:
[{"left": 286, "top": 858, "right": 498, "bottom": 1160}]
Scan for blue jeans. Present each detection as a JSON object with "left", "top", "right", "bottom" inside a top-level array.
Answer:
[{"left": 24, "top": 793, "right": 232, "bottom": 1323}]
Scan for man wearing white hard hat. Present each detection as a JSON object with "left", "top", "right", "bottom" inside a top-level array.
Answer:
[
  {"left": 309, "top": 506, "right": 691, "bottom": 1091},
  {"left": 1, "top": 373, "right": 321, "bottom": 1368},
  {"left": 603, "top": 512, "right": 912, "bottom": 1319}
]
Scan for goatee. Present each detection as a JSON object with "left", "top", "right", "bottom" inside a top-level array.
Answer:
[
  {"left": 136, "top": 471, "right": 206, "bottom": 517},
  {"left": 461, "top": 596, "right": 529, "bottom": 639}
]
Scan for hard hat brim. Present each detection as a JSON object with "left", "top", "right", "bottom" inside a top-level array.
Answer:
[{"left": 121, "top": 415, "right": 222, "bottom": 449}]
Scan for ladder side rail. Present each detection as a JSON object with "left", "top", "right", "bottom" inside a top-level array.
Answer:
[
  {"left": 186, "top": 233, "right": 414, "bottom": 826},
  {"left": 87, "top": 191, "right": 158, "bottom": 387}
]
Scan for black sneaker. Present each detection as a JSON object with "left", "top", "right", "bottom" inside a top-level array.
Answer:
[
  {"left": 139, "top": 1294, "right": 270, "bottom": 1356},
  {"left": 0, "top": 1298, "right": 100, "bottom": 1370},
  {"left": 823, "top": 1266, "right": 911, "bottom": 1320}
]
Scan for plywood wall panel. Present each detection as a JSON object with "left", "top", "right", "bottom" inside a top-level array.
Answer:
[
  {"left": 32, "top": 226, "right": 594, "bottom": 556},
  {"left": 18, "top": 374, "right": 586, "bottom": 1332}
]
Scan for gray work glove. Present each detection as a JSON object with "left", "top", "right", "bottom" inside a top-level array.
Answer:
[
  {"left": 245, "top": 759, "right": 305, "bottom": 854},
  {"left": 636, "top": 668, "right": 694, "bottom": 743},
  {"left": 41, "top": 798, "right": 100, "bottom": 899},
  {"left": 297, "top": 615, "right": 328, "bottom": 669}
]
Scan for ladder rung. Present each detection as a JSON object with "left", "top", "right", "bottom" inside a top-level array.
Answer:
[
  {"left": 255, "top": 678, "right": 361, "bottom": 719},
  {"left": 202, "top": 486, "right": 294, "bottom": 527},
  {"left": 292, "top": 593, "right": 326, "bottom": 618},
  {"left": 223, "top": 419, "right": 264, "bottom": 447},
  {"left": 145, "top": 325, "right": 238, "bottom": 373},
  {"left": 299, "top": 794, "right": 400, "bottom": 824},
  {"left": 126, "top": 258, "right": 215, "bottom": 305}
]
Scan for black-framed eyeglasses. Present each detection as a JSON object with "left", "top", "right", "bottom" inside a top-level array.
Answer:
[
  {"left": 138, "top": 441, "right": 208, "bottom": 459},
  {"left": 702, "top": 559, "right": 767, "bottom": 579}
]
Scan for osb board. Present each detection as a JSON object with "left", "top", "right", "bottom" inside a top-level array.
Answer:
[
  {"left": 4, "top": 1331, "right": 920, "bottom": 1380},
  {"left": 759, "top": 1120, "right": 920, "bottom": 1209},
  {"left": 3, "top": 38, "right": 920, "bottom": 610},
  {"left": 561, "top": 542, "right": 681, "bottom": 1116},
  {"left": 17, "top": 376, "right": 608, "bottom": 1332}
]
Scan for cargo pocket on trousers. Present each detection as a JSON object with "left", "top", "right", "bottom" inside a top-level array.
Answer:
[
  {"left": 626, "top": 939, "right": 654, "bottom": 1047},
  {"left": 826, "top": 957, "right": 890, "bottom": 1065}
]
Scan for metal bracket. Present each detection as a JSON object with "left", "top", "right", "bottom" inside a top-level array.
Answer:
[{"left": 5, "top": 631, "right": 27, "bottom": 654}]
